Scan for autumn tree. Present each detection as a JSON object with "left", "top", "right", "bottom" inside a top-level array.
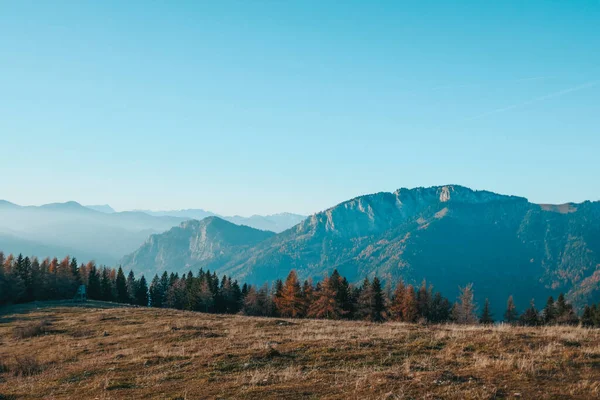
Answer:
[
  {"left": 276, "top": 270, "right": 305, "bottom": 317},
  {"left": 503, "top": 295, "right": 518, "bottom": 324},
  {"left": 453, "top": 284, "right": 477, "bottom": 324},
  {"left": 401, "top": 285, "right": 418, "bottom": 323},
  {"left": 389, "top": 280, "right": 406, "bottom": 321},
  {"left": 308, "top": 277, "right": 342, "bottom": 319}
]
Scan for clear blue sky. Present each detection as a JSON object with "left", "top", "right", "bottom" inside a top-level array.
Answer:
[{"left": 1, "top": 0, "right": 599, "bottom": 216}]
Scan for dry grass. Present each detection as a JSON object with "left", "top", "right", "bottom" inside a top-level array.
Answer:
[{"left": 0, "top": 303, "right": 599, "bottom": 399}]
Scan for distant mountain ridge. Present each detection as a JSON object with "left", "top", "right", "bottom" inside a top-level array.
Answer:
[
  {"left": 0, "top": 201, "right": 187, "bottom": 265},
  {"left": 0, "top": 200, "right": 306, "bottom": 265},
  {"left": 120, "top": 185, "right": 600, "bottom": 315},
  {"left": 136, "top": 209, "right": 306, "bottom": 233}
]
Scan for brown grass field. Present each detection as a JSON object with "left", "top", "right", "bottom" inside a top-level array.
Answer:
[{"left": 1, "top": 302, "right": 599, "bottom": 399}]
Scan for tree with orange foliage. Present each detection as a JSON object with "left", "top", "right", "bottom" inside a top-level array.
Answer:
[
  {"left": 401, "top": 284, "right": 418, "bottom": 322},
  {"left": 389, "top": 280, "right": 406, "bottom": 321},
  {"left": 307, "top": 277, "right": 342, "bottom": 319},
  {"left": 275, "top": 270, "right": 305, "bottom": 318}
]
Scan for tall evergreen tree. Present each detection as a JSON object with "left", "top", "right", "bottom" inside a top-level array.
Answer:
[
  {"left": 115, "top": 267, "right": 129, "bottom": 303},
  {"left": 519, "top": 299, "right": 540, "bottom": 326},
  {"left": 135, "top": 275, "right": 149, "bottom": 306},
  {"left": 149, "top": 274, "right": 163, "bottom": 307},
  {"left": 479, "top": 298, "right": 494, "bottom": 325},
  {"left": 543, "top": 296, "right": 556, "bottom": 324},
  {"left": 87, "top": 266, "right": 101, "bottom": 300}
]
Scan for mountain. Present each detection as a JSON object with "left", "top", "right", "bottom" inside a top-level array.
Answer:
[
  {"left": 138, "top": 209, "right": 306, "bottom": 233},
  {"left": 121, "top": 185, "right": 600, "bottom": 314},
  {"left": 85, "top": 204, "right": 115, "bottom": 213},
  {"left": 0, "top": 201, "right": 188, "bottom": 265},
  {"left": 120, "top": 217, "right": 276, "bottom": 277}
]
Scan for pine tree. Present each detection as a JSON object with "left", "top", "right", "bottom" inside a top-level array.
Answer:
[
  {"left": 370, "top": 277, "right": 386, "bottom": 322},
  {"left": 100, "top": 268, "right": 114, "bottom": 301},
  {"left": 543, "top": 296, "right": 556, "bottom": 325},
  {"left": 416, "top": 280, "right": 431, "bottom": 321},
  {"left": 126, "top": 270, "right": 137, "bottom": 304},
  {"left": 429, "top": 291, "right": 452, "bottom": 323},
  {"left": 87, "top": 265, "right": 101, "bottom": 300},
  {"left": 356, "top": 278, "right": 373, "bottom": 320},
  {"left": 149, "top": 274, "right": 163, "bottom": 307},
  {"left": 504, "top": 295, "right": 518, "bottom": 324},
  {"left": 115, "top": 267, "right": 129, "bottom": 303},
  {"left": 519, "top": 299, "right": 540, "bottom": 326},
  {"left": 70, "top": 257, "right": 81, "bottom": 287},
  {"left": 581, "top": 305, "right": 594, "bottom": 327},
  {"left": 135, "top": 275, "right": 149, "bottom": 306},
  {"left": 479, "top": 298, "right": 494, "bottom": 325}
]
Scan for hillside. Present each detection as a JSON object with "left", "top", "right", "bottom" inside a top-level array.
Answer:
[
  {"left": 1, "top": 304, "right": 599, "bottom": 399},
  {"left": 120, "top": 217, "right": 276, "bottom": 277},
  {"left": 123, "top": 185, "right": 600, "bottom": 314}
]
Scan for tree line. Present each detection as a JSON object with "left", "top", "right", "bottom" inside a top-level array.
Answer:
[{"left": 1, "top": 251, "right": 599, "bottom": 327}]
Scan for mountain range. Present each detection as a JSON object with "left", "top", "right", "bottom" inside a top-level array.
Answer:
[
  {"left": 0, "top": 201, "right": 305, "bottom": 265},
  {"left": 120, "top": 185, "right": 600, "bottom": 315},
  {"left": 135, "top": 210, "right": 306, "bottom": 233}
]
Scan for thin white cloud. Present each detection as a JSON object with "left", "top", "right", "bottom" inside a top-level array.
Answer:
[{"left": 465, "top": 80, "right": 600, "bottom": 121}]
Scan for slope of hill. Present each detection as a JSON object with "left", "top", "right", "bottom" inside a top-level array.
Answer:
[
  {"left": 1, "top": 305, "right": 599, "bottom": 399},
  {"left": 0, "top": 202, "right": 187, "bottom": 265},
  {"left": 120, "top": 217, "right": 276, "bottom": 277},
  {"left": 85, "top": 204, "right": 115, "bottom": 213},
  {"left": 122, "top": 185, "right": 600, "bottom": 313}
]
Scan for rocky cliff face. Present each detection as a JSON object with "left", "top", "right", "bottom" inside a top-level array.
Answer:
[{"left": 120, "top": 217, "right": 275, "bottom": 277}]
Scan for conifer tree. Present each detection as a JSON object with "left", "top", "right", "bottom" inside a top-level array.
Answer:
[
  {"left": 401, "top": 284, "right": 418, "bottom": 322},
  {"left": 100, "top": 268, "right": 114, "bottom": 301},
  {"left": 543, "top": 296, "right": 556, "bottom": 324},
  {"left": 149, "top": 274, "right": 163, "bottom": 307},
  {"left": 581, "top": 305, "right": 594, "bottom": 327},
  {"left": 416, "top": 280, "right": 431, "bottom": 321},
  {"left": 519, "top": 299, "right": 540, "bottom": 326},
  {"left": 453, "top": 284, "right": 477, "bottom": 324},
  {"left": 135, "top": 275, "right": 149, "bottom": 306},
  {"left": 116, "top": 267, "right": 129, "bottom": 303},
  {"left": 126, "top": 270, "right": 137, "bottom": 304},
  {"left": 370, "top": 277, "right": 386, "bottom": 322},
  {"left": 87, "top": 265, "right": 101, "bottom": 300},
  {"left": 389, "top": 280, "right": 406, "bottom": 321},
  {"left": 504, "top": 295, "right": 518, "bottom": 324},
  {"left": 429, "top": 291, "right": 452, "bottom": 323},
  {"left": 479, "top": 298, "right": 494, "bottom": 325},
  {"left": 276, "top": 270, "right": 305, "bottom": 317},
  {"left": 308, "top": 277, "right": 341, "bottom": 319}
]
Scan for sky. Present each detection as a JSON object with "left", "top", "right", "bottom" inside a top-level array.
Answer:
[{"left": 1, "top": 0, "right": 599, "bottom": 216}]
